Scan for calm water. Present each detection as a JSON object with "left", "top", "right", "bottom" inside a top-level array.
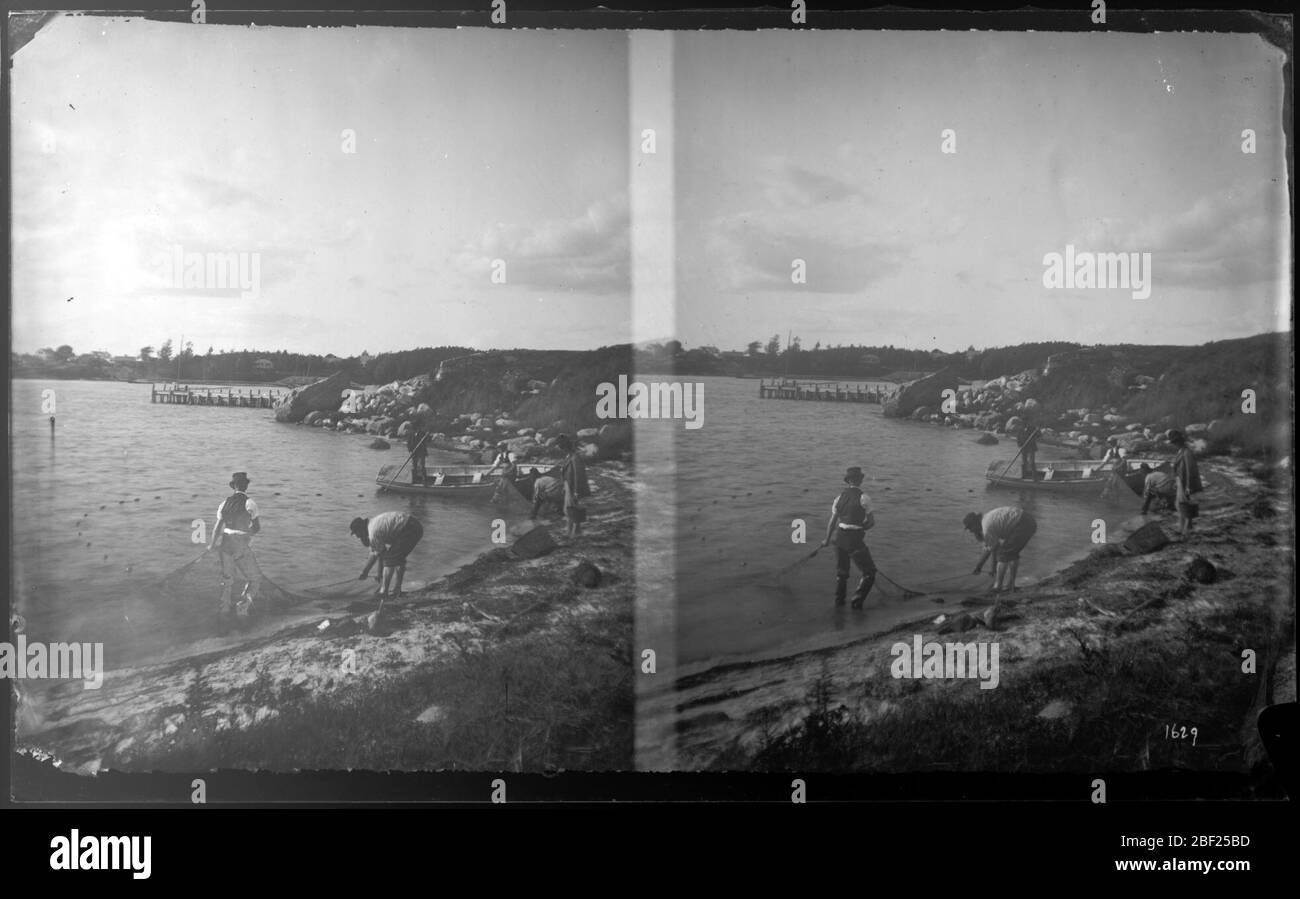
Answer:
[
  {"left": 676, "top": 376, "right": 1142, "bottom": 671},
  {"left": 9, "top": 380, "right": 505, "bottom": 668}
]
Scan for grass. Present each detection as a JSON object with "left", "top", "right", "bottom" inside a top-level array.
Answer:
[
  {"left": 122, "top": 585, "right": 634, "bottom": 773},
  {"left": 750, "top": 583, "right": 1279, "bottom": 776}
]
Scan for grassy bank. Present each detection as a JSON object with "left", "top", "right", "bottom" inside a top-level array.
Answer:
[
  {"left": 669, "top": 459, "right": 1294, "bottom": 791},
  {"left": 15, "top": 465, "right": 636, "bottom": 777}
]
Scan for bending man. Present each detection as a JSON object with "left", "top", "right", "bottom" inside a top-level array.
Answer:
[
  {"left": 965, "top": 505, "right": 1037, "bottom": 595},
  {"left": 351, "top": 511, "right": 425, "bottom": 603}
]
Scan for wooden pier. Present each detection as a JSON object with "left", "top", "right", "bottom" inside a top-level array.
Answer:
[
  {"left": 150, "top": 383, "right": 285, "bottom": 408},
  {"left": 758, "top": 378, "right": 887, "bottom": 404}
]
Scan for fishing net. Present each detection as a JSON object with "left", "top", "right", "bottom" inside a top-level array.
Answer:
[
  {"left": 773, "top": 548, "right": 995, "bottom": 601},
  {"left": 160, "top": 549, "right": 380, "bottom": 614}
]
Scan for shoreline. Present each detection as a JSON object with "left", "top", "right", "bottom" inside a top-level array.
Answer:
[
  {"left": 14, "top": 462, "right": 636, "bottom": 778},
  {"left": 643, "top": 455, "right": 1294, "bottom": 781}
]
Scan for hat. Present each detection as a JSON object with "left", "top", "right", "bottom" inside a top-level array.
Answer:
[
  {"left": 963, "top": 512, "right": 983, "bottom": 532},
  {"left": 230, "top": 471, "right": 250, "bottom": 488},
  {"left": 844, "top": 466, "right": 864, "bottom": 483},
  {"left": 1167, "top": 429, "right": 1186, "bottom": 446},
  {"left": 349, "top": 517, "right": 368, "bottom": 537},
  {"left": 1106, "top": 436, "right": 1118, "bottom": 445}
]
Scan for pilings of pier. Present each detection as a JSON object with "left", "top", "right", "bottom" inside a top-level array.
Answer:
[
  {"left": 149, "top": 384, "right": 284, "bottom": 408},
  {"left": 757, "top": 379, "right": 885, "bottom": 404}
]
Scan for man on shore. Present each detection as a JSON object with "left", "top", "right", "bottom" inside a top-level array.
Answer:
[
  {"left": 209, "top": 471, "right": 264, "bottom": 633},
  {"left": 821, "top": 466, "right": 877, "bottom": 609},
  {"left": 1169, "top": 430, "right": 1203, "bottom": 538},
  {"left": 351, "top": 511, "right": 424, "bottom": 604},
  {"left": 965, "top": 505, "right": 1037, "bottom": 595},
  {"left": 556, "top": 435, "right": 590, "bottom": 538}
]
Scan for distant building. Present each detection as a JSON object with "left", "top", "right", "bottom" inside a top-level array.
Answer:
[
  {"left": 112, "top": 355, "right": 136, "bottom": 365},
  {"left": 254, "top": 358, "right": 275, "bottom": 373},
  {"left": 861, "top": 354, "right": 881, "bottom": 366}
]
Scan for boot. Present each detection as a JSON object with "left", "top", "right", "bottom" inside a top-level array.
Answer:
[
  {"left": 851, "top": 574, "right": 876, "bottom": 610},
  {"left": 834, "top": 578, "right": 848, "bottom": 607}
]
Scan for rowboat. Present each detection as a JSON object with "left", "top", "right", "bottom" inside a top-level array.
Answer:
[
  {"left": 376, "top": 463, "right": 503, "bottom": 496},
  {"left": 984, "top": 458, "right": 1169, "bottom": 495}
]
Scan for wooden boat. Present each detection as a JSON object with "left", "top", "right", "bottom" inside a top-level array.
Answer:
[
  {"left": 376, "top": 463, "right": 502, "bottom": 496},
  {"left": 984, "top": 457, "right": 1170, "bottom": 495}
]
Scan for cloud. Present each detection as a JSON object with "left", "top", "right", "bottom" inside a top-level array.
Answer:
[
  {"left": 1074, "top": 182, "right": 1289, "bottom": 290},
  {"left": 453, "top": 193, "right": 629, "bottom": 293},
  {"left": 698, "top": 159, "right": 907, "bottom": 294}
]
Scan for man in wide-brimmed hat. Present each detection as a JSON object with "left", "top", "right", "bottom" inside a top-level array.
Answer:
[
  {"left": 822, "top": 466, "right": 877, "bottom": 609},
  {"left": 209, "top": 471, "right": 264, "bottom": 633}
]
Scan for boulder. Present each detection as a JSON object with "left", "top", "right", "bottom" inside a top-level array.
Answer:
[
  {"left": 511, "top": 525, "right": 557, "bottom": 560},
  {"left": 576, "top": 427, "right": 600, "bottom": 440},
  {"left": 975, "top": 432, "right": 999, "bottom": 445},
  {"left": 496, "top": 419, "right": 521, "bottom": 429},
  {"left": 882, "top": 367, "right": 959, "bottom": 419},
  {"left": 273, "top": 370, "right": 349, "bottom": 423},
  {"left": 937, "top": 612, "right": 977, "bottom": 634},
  {"left": 303, "top": 411, "right": 323, "bottom": 427},
  {"left": 573, "top": 561, "right": 602, "bottom": 588},
  {"left": 1123, "top": 521, "right": 1169, "bottom": 555},
  {"left": 1185, "top": 554, "right": 1218, "bottom": 584},
  {"left": 368, "top": 438, "right": 390, "bottom": 450},
  {"left": 910, "top": 406, "right": 935, "bottom": 421},
  {"left": 1184, "top": 423, "right": 1210, "bottom": 438}
]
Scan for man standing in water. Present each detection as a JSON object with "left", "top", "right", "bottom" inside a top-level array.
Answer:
[
  {"left": 351, "top": 511, "right": 425, "bottom": 604},
  {"left": 964, "top": 506, "right": 1037, "bottom": 594},
  {"left": 210, "top": 471, "right": 264, "bottom": 633},
  {"left": 406, "top": 416, "right": 430, "bottom": 485},
  {"left": 556, "top": 434, "right": 590, "bottom": 538},
  {"left": 821, "top": 466, "right": 877, "bottom": 609}
]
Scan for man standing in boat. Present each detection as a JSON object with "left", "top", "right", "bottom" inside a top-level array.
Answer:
[
  {"left": 406, "top": 416, "right": 430, "bottom": 485},
  {"left": 209, "top": 471, "right": 264, "bottom": 633},
  {"left": 821, "top": 466, "right": 877, "bottom": 609},
  {"left": 964, "top": 506, "right": 1037, "bottom": 594},
  {"left": 351, "top": 511, "right": 424, "bottom": 603},
  {"left": 1016, "top": 418, "right": 1040, "bottom": 480}
]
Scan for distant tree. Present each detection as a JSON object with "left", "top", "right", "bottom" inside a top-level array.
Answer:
[
  {"left": 158, "top": 339, "right": 173, "bottom": 363},
  {"left": 665, "top": 339, "right": 683, "bottom": 356},
  {"left": 790, "top": 336, "right": 801, "bottom": 353},
  {"left": 53, "top": 344, "right": 75, "bottom": 363},
  {"left": 813, "top": 341, "right": 821, "bottom": 351},
  {"left": 746, "top": 341, "right": 762, "bottom": 356},
  {"left": 765, "top": 334, "right": 781, "bottom": 355},
  {"left": 139, "top": 346, "right": 154, "bottom": 363}
]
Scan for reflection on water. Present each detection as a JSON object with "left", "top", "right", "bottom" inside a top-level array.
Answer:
[
  {"left": 10, "top": 380, "right": 508, "bottom": 668},
  {"left": 675, "top": 376, "right": 1143, "bottom": 671}
]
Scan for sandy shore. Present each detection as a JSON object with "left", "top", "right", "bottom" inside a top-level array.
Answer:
[
  {"left": 641, "top": 457, "right": 1294, "bottom": 782},
  {"left": 15, "top": 463, "right": 636, "bottom": 777}
]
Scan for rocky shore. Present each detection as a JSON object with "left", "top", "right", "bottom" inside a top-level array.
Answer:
[
  {"left": 882, "top": 348, "right": 1285, "bottom": 461},
  {"left": 14, "top": 463, "right": 636, "bottom": 778},
  {"left": 275, "top": 370, "right": 632, "bottom": 463},
  {"left": 646, "top": 456, "right": 1293, "bottom": 786}
]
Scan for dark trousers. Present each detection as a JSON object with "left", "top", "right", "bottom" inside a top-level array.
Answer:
[{"left": 834, "top": 530, "right": 877, "bottom": 606}]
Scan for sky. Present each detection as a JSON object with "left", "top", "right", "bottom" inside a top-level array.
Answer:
[
  {"left": 11, "top": 23, "right": 1291, "bottom": 359},
  {"left": 12, "top": 17, "right": 631, "bottom": 357},
  {"left": 673, "top": 31, "right": 1291, "bottom": 353}
]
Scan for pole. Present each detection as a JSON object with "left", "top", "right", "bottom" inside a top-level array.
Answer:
[
  {"left": 993, "top": 427, "right": 1040, "bottom": 485},
  {"left": 380, "top": 433, "right": 429, "bottom": 491}
]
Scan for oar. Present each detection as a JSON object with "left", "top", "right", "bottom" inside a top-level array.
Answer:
[
  {"left": 992, "top": 427, "right": 1039, "bottom": 485},
  {"left": 379, "top": 433, "right": 429, "bottom": 492}
]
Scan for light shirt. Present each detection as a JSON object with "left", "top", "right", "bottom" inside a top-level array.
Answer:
[
  {"left": 1144, "top": 471, "right": 1175, "bottom": 495},
  {"left": 216, "top": 493, "right": 260, "bottom": 535},
  {"left": 830, "top": 488, "right": 874, "bottom": 530},
  {"left": 980, "top": 506, "right": 1025, "bottom": 550},
  {"left": 368, "top": 511, "right": 413, "bottom": 556}
]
